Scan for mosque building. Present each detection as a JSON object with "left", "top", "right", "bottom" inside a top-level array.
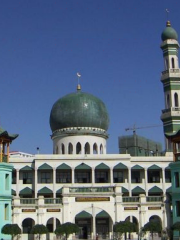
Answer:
[{"left": 2, "top": 20, "right": 180, "bottom": 240}]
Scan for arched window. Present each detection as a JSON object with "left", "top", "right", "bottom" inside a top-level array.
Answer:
[
  {"left": 172, "top": 58, "right": 175, "bottom": 68},
  {"left": 68, "top": 143, "right": 73, "bottom": 154},
  {"left": 22, "top": 218, "right": 35, "bottom": 233},
  {"left": 85, "top": 142, "right": 90, "bottom": 154},
  {"left": 174, "top": 93, "right": 179, "bottom": 107},
  {"left": 61, "top": 144, "right": 65, "bottom": 155},
  {"left": 93, "top": 143, "right": 98, "bottom": 154},
  {"left": 166, "top": 94, "right": 170, "bottom": 108},
  {"left": 100, "top": 144, "right": 103, "bottom": 154},
  {"left": 76, "top": 142, "right": 81, "bottom": 154}
]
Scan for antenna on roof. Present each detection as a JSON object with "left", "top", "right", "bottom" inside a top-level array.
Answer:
[
  {"left": 77, "top": 72, "right": 81, "bottom": 90},
  {"left": 166, "top": 9, "right": 169, "bottom": 21}
]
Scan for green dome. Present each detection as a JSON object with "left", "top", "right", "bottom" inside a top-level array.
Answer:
[
  {"left": 50, "top": 87, "right": 109, "bottom": 132},
  {"left": 161, "top": 21, "right": 178, "bottom": 41}
]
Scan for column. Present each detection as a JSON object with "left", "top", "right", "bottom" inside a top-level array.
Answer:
[
  {"left": 92, "top": 204, "right": 96, "bottom": 239},
  {"left": 92, "top": 167, "right": 95, "bottom": 186},
  {"left": 72, "top": 168, "right": 75, "bottom": 185},
  {"left": 110, "top": 168, "right": 113, "bottom": 184},
  {"left": 144, "top": 169, "right": 148, "bottom": 195},
  {"left": 53, "top": 217, "right": 56, "bottom": 232},
  {"left": 34, "top": 168, "right": 38, "bottom": 198},
  {"left": 128, "top": 168, "right": 131, "bottom": 196},
  {"left": 53, "top": 168, "right": 56, "bottom": 198},
  {"left": 16, "top": 169, "right": 19, "bottom": 197}
]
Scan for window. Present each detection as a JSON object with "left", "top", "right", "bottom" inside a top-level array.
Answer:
[
  {"left": 175, "top": 93, "right": 179, "bottom": 107},
  {"left": 175, "top": 172, "right": 180, "bottom": 187},
  {"left": 172, "top": 58, "right": 175, "bottom": 68},
  {"left": 95, "top": 171, "right": 109, "bottom": 183},
  {"left": 76, "top": 142, "right": 81, "bottom": 154},
  {"left": 100, "top": 144, "right": 103, "bottom": 154},
  {"left": 165, "top": 170, "right": 171, "bottom": 183},
  {"left": 165, "top": 59, "right": 169, "bottom": 70},
  {"left": 5, "top": 174, "right": 9, "bottom": 190},
  {"left": 75, "top": 171, "right": 91, "bottom": 183},
  {"left": 68, "top": 143, "right": 73, "bottom": 154},
  {"left": 56, "top": 171, "right": 71, "bottom": 183},
  {"left": 4, "top": 204, "right": 9, "bottom": 220},
  {"left": 85, "top": 143, "right": 90, "bottom": 154},
  {"left": 23, "top": 172, "right": 33, "bottom": 184},
  {"left": 93, "top": 143, "right": 98, "bottom": 154},
  {"left": 148, "top": 170, "right": 160, "bottom": 183},
  {"left": 176, "top": 201, "right": 180, "bottom": 217},
  {"left": 113, "top": 171, "right": 123, "bottom": 183},
  {"left": 12, "top": 171, "right": 16, "bottom": 184},
  {"left": 166, "top": 94, "right": 170, "bottom": 108},
  {"left": 131, "top": 171, "right": 141, "bottom": 183},
  {"left": 61, "top": 144, "right": 65, "bottom": 154},
  {"left": 41, "top": 172, "right": 51, "bottom": 183}
]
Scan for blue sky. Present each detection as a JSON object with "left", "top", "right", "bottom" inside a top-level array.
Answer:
[{"left": 0, "top": 0, "right": 180, "bottom": 154}]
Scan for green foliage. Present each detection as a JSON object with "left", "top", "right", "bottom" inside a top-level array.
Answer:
[
  {"left": 113, "top": 221, "right": 137, "bottom": 234},
  {"left": 1, "top": 224, "right": 21, "bottom": 238},
  {"left": 142, "top": 221, "right": 162, "bottom": 233},
  {"left": 54, "top": 222, "right": 79, "bottom": 240},
  {"left": 31, "top": 224, "right": 48, "bottom": 240}
]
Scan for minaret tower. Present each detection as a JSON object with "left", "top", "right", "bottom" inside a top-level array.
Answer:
[{"left": 160, "top": 20, "right": 180, "bottom": 151}]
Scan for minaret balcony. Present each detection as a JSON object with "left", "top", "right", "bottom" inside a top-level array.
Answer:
[
  {"left": 161, "top": 69, "right": 180, "bottom": 81},
  {"left": 161, "top": 107, "right": 180, "bottom": 119}
]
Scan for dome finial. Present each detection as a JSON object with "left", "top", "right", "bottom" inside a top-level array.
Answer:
[
  {"left": 77, "top": 72, "right": 81, "bottom": 91},
  {"left": 77, "top": 84, "right": 81, "bottom": 91}
]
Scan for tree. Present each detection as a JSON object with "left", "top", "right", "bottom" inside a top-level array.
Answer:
[
  {"left": 172, "top": 222, "right": 180, "bottom": 238},
  {"left": 113, "top": 221, "right": 137, "bottom": 240},
  {"left": 1, "top": 224, "right": 21, "bottom": 240},
  {"left": 54, "top": 222, "right": 79, "bottom": 240},
  {"left": 142, "top": 221, "right": 162, "bottom": 240},
  {"left": 31, "top": 224, "right": 48, "bottom": 240}
]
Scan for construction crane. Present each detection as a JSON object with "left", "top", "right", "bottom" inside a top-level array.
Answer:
[{"left": 125, "top": 124, "right": 162, "bottom": 134}]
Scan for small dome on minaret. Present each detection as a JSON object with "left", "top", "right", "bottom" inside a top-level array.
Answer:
[{"left": 161, "top": 21, "right": 178, "bottom": 41}]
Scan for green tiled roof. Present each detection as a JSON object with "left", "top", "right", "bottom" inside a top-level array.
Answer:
[
  {"left": 132, "top": 186, "right": 145, "bottom": 194},
  {"left": 0, "top": 127, "right": 18, "bottom": 141},
  {"left": 20, "top": 187, "right": 33, "bottom": 195},
  {"left": 95, "top": 163, "right": 109, "bottom": 170},
  {"left": 114, "top": 163, "right": 128, "bottom": 170},
  {"left": 75, "top": 211, "right": 92, "bottom": 219},
  {"left": 38, "top": 187, "right": 53, "bottom": 194},
  {"left": 122, "top": 187, "right": 129, "bottom": 193},
  {"left": 166, "top": 186, "right": 172, "bottom": 193},
  {"left": 148, "top": 186, "right": 163, "bottom": 194},
  {"left": 56, "top": 188, "right": 62, "bottom": 194},
  {"left": 57, "top": 163, "right": 71, "bottom": 170},
  {"left": 75, "top": 163, "right": 91, "bottom": 170},
  {"left": 20, "top": 165, "right": 33, "bottom": 171},
  {"left": 38, "top": 163, "right": 52, "bottom": 170},
  {"left": 148, "top": 164, "right": 161, "bottom": 170},
  {"left": 96, "top": 210, "right": 109, "bottom": 218},
  {"left": 12, "top": 189, "right": 16, "bottom": 195},
  {"left": 132, "top": 165, "right": 144, "bottom": 170}
]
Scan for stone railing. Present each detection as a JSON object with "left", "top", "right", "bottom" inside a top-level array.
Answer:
[
  {"left": 162, "top": 69, "right": 180, "bottom": 75},
  {"left": 69, "top": 187, "right": 114, "bottom": 193}
]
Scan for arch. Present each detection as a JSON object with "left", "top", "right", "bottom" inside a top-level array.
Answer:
[
  {"left": 46, "top": 217, "right": 60, "bottom": 232},
  {"left": 166, "top": 94, "right": 170, "bottom": 108},
  {"left": 100, "top": 144, "right": 103, "bottom": 154},
  {"left": 93, "top": 143, "right": 98, "bottom": 154},
  {"left": 172, "top": 57, "right": 175, "bottom": 68},
  {"left": 76, "top": 142, "right": 81, "bottom": 154},
  {"left": 125, "top": 216, "right": 138, "bottom": 225},
  {"left": 149, "top": 215, "right": 162, "bottom": 225},
  {"left": 22, "top": 218, "right": 35, "bottom": 233},
  {"left": 85, "top": 142, "right": 90, "bottom": 154},
  {"left": 174, "top": 93, "right": 179, "bottom": 107},
  {"left": 61, "top": 143, "right": 65, "bottom": 154},
  {"left": 68, "top": 143, "right": 73, "bottom": 154}
]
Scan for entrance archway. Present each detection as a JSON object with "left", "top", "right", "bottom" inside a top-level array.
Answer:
[
  {"left": 22, "top": 218, "right": 35, "bottom": 240},
  {"left": 75, "top": 211, "right": 92, "bottom": 239},
  {"left": 46, "top": 217, "right": 60, "bottom": 232}
]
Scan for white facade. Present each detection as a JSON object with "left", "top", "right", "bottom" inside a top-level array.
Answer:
[{"left": 10, "top": 153, "right": 173, "bottom": 240}]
